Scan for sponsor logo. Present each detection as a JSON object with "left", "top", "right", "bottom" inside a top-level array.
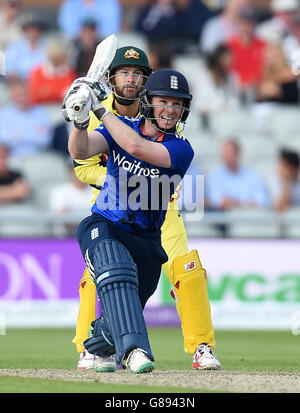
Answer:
[
  {"left": 124, "top": 48, "right": 140, "bottom": 60},
  {"left": 112, "top": 150, "right": 160, "bottom": 178},
  {"left": 97, "top": 153, "right": 205, "bottom": 220},
  {"left": 184, "top": 261, "right": 196, "bottom": 272},
  {"left": 170, "top": 75, "right": 178, "bottom": 89},
  {"left": 91, "top": 228, "right": 99, "bottom": 240}
]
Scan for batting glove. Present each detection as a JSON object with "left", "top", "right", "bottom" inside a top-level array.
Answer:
[
  {"left": 89, "top": 84, "right": 110, "bottom": 121},
  {"left": 63, "top": 83, "right": 93, "bottom": 130},
  {"left": 62, "top": 78, "right": 108, "bottom": 127},
  {"left": 61, "top": 79, "right": 88, "bottom": 123}
]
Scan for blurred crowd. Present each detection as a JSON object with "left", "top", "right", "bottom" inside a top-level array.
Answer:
[{"left": 1, "top": 0, "right": 300, "bottom": 237}]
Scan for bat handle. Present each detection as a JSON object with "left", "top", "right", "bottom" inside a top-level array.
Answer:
[{"left": 73, "top": 103, "right": 82, "bottom": 112}]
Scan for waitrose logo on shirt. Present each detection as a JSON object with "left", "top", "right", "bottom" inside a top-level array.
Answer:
[{"left": 112, "top": 150, "right": 160, "bottom": 178}]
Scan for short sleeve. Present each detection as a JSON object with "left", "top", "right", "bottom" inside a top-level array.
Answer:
[
  {"left": 95, "top": 123, "right": 114, "bottom": 149},
  {"left": 161, "top": 138, "right": 194, "bottom": 177}
]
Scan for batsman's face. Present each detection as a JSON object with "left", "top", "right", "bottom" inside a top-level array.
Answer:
[
  {"left": 112, "top": 66, "right": 146, "bottom": 100},
  {"left": 151, "top": 96, "right": 184, "bottom": 130}
]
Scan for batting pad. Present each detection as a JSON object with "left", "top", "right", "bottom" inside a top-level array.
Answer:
[
  {"left": 171, "top": 250, "right": 216, "bottom": 354},
  {"left": 92, "top": 239, "right": 154, "bottom": 364},
  {"left": 72, "top": 267, "right": 96, "bottom": 353}
]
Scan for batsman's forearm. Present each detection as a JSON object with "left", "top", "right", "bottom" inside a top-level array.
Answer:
[
  {"left": 68, "top": 126, "right": 89, "bottom": 159},
  {"left": 102, "top": 112, "right": 145, "bottom": 157}
]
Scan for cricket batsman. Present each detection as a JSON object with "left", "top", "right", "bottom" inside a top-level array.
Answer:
[{"left": 70, "top": 46, "right": 220, "bottom": 372}]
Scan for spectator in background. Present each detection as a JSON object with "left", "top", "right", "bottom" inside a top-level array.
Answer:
[
  {"left": 270, "top": 148, "right": 300, "bottom": 212},
  {"left": 49, "top": 160, "right": 92, "bottom": 236},
  {"left": 0, "top": 0, "right": 22, "bottom": 51},
  {"left": 135, "top": 0, "right": 214, "bottom": 54},
  {"left": 282, "top": 9, "right": 300, "bottom": 66},
  {"left": 257, "top": 42, "right": 299, "bottom": 103},
  {"left": 57, "top": 0, "right": 121, "bottom": 40},
  {"left": 0, "top": 143, "right": 31, "bottom": 204},
  {"left": 71, "top": 18, "right": 101, "bottom": 78},
  {"left": 5, "top": 11, "right": 47, "bottom": 80},
  {"left": 50, "top": 122, "right": 71, "bottom": 158},
  {"left": 192, "top": 44, "right": 239, "bottom": 128},
  {"left": 0, "top": 78, "right": 52, "bottom": 159},
  {"left": 200, "top": 0, "right": 249, "bottom": 55},
  {"left": 147, "top": 41, "right": 173, "bottom": 71},
  {"left": 256, "top": 0, "right": 299, "bottom": 45},
  {"left": 173, "top": 0, "right": 214, "bottom": 51},
  {"left": 206, "top": 139, "right": 270, "bottom": 211},
  {"left": 28, "top": 34, "right": 76, "bottom": 105},
  {"left": 226, "top": 6, "right": 268, "bottom": 101},
  {"left": 134, "top": 0, "right": 176, "bottom": 44}
]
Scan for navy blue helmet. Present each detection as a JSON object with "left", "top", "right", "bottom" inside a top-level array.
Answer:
[{"left": 139, "top": 69, "right": 192, "bottom": 130}]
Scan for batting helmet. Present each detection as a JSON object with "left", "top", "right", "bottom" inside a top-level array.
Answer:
[
  {"left": 105, "top": 46, "right": 152, "bottom": 105},
  {"left": 139, "top": 69, "right": 192, "bottom": 130},
  {"left": 109, "top": 46, "right": 152, "bottom": 76}
]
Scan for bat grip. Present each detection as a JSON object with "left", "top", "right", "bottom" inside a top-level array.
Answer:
[{"left": 74, "top": 103, "right": 82, "bottom": 112}]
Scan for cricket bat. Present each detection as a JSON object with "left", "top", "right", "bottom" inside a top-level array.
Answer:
[{"left": 73, "top": 34, "right": 118, "bottom": 112}]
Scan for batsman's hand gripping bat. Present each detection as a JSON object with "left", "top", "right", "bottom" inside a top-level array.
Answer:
[{"left": 72, "top": 34, "right": 118, "bottom": 112}]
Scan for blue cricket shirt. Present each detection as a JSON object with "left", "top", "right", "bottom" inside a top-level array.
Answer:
[{"left": 91, "top": 116, "right": 194, "bottom": 233}]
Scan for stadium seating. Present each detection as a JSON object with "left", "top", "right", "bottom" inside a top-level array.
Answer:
[
  {"left": 281, "top": 207, "right": 300, "bottom": 238},
  {"left": 9, "top": 151, "right": 70, "bottom": 209},
  {"left": 117, "top": 31, "right": 149, "bottom": 53},
  {"left": 0, "top": 202, "right": 52, "bottom": 237},
  {"left": 184, "top": 219, "right": 223, "bottom": 238},
  {"left": 173, "top": 54, "right": 203, "bottom": 87},
  {"left": 225, "top": 208, "right": 282, "bottom": 238}
]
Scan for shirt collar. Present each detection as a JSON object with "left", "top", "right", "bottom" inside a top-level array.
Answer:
[{"left": 139, "top": 119, "right": 165, "bottom": 142}]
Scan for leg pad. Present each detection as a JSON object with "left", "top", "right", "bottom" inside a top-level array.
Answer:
[{"left": 91, "top": 239, "right": 154, "bottom": 364}]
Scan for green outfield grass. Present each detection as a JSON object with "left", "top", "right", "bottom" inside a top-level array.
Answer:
[{"left": 0, "top": 328, "right": 299, "bottom": 392}]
